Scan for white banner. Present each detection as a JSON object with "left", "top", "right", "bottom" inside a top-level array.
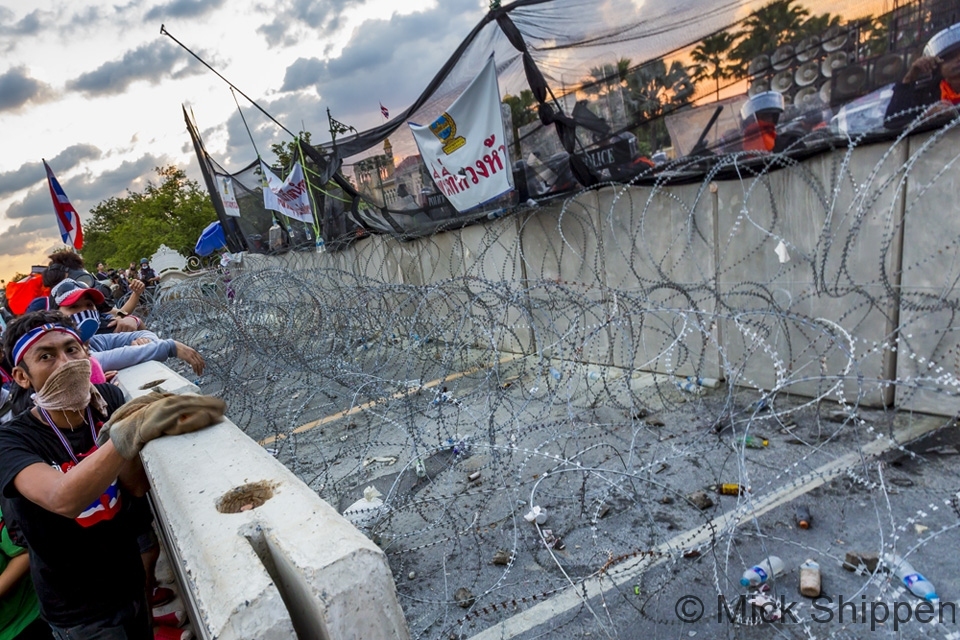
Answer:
[
  {"left": 260, "top": 160, "right": 314, "bottom": 224},
  {"left": 409, "top": 55, "right": 512, "bottom": 213},
  {"left": 218, "top": 174, "right": 241, "bottom": 217}
]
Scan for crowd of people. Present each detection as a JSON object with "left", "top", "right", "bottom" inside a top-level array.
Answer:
[{"left": 0, "top": 250, "right": 224, "bottom": 640}]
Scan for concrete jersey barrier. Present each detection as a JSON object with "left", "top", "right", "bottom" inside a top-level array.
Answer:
[{"left": 114, "top": 360, "right": 411, "bottom": 640}]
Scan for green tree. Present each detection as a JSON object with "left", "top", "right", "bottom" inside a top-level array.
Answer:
[
  {"left": 729, "top": 0, "right": 811, "bottom": 72},
  {"left": 691, "top": 31, "right": 738, "bottom": 100},
  {"left": 502, "top": 90, "right": 538, "bottom": 156},
  {"left": 83, "top": 165, "right": 217, "bottom": 268},
  {"left": 270, "top": 131, "right": 313, "bottom": 170},
  {"left": 857, "top": 14, "right": 891, "bottom": 58},
  {"left": 625, "top": 59, "right": 695, "bottom": 153}
]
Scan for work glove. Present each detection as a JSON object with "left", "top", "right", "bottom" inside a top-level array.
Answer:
[{"left": 97, "top": 392, "right": 226, "bottom": 459}]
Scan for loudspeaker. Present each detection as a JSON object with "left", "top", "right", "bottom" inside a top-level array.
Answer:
[
  {"left": 821, "top": 51, "right": 849, "bottom": 78},
  {"left": 796, "top": 35, "right": 822, "bottom": 62},
  {"left": 795, "top": 61, "right": 821, "bottom": 87},
  {"left": 830, "top": 63, "right": 868, "bottom": 104},
  {"left": 748, "top": 77, "right": 770, "bottom": 96},
  {"left": 748, "top": 54, "right": 772, "bottom": 77},
  {"left": 819, "top": 81, "right": 832, "bottom": 105},
  {"left": 771, "top": 70, "right": 795, "bottom": 94},
  {"left": 772, "top": 45, "right": 796, "bottom": 71},
  {"left": 794, "top": 85, "right": 821, "bottom": 111},
  {"left": 872, "top": 52, "right": 907, "bottom": 86},
  {"left": 822, "top": 25, "right": 849, "bottom": 52}
]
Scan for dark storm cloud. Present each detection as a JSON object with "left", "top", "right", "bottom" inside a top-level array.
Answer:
[
  {"left": 0, "top": 8, "right": 45, "bottom": 38},
  {"left": 145, "top": 0, "right": 227, "bottom": 21},
  {"left": 5, "top": 153, "right": 165, "bottom": 220},
  {"left": 279, "top": 0, "right": 484, "bottom": 117},
  {"left": 0, "top": 145, "right": 102, "bottom": 200},
  {"left": 210, "top": 92, "right": 328, "bottom": 169},
  {"left": 0, "top": 66, "right": 54, "bottom": 112},
  {"left": 65, "top": 40, "right": 209, "bottom": 96},
  {"left": 256, "top": 0, "right": 365, "bottom": 48},
  {"left": 0, "top": 214, "right": 55, "bottom": 257}
]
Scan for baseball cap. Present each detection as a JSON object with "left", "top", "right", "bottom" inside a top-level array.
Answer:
[
  {"left": 51, "top": 278, "right": 105, "bottom": 308},
  {"left": 25, "top": 296, "right": 53, "bottom": 313}
]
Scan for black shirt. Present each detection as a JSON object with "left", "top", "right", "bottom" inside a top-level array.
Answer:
[
  {"left": 885, "top": 72, "right": 945, "bottom": 130},
  {"left": 0, "top": 384, "right": 144, "bottom": 627}
]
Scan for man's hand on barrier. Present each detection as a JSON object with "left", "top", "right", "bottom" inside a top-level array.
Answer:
[
  {"left": 903, "top": 54, "right": 943, "bottom": 83},
  {"left": 175, "top": 341, "right": 205, "bottom": 376},
  {"left": 109, "top": 315, "right": 140, "bottom": 333},
  {"left": 99, "top": 392, "right": 226, "bottom": 459}
]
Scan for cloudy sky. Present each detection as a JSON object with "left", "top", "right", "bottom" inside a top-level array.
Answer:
[{"left": 0, "top": 0, "right": 486, "bottom": 279}]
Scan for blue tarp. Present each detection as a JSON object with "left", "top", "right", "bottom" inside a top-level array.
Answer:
[{"left": 195, "top": 221, "right": 227, "bottom": 257}]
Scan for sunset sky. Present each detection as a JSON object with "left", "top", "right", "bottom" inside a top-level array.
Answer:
[
  {"left": 0, "top": 0, "right": 487, "bottom": 279},
  {"left": 0, "top": 0, "right": 894, "bottom": 281}
]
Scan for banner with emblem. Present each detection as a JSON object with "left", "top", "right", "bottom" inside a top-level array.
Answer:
[
  {"left": 218, "top": 174, "right": 241, "bottom": 217},
  {"left": 409, "top": 55, "right": 512, "bottom": 213},
  {"left": 259, "top": 160, "right": 314, "bottom": 224}
]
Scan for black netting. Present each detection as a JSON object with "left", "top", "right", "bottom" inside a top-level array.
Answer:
[{"left": 188, "top": 0, "right": 960, "bottom": 252}]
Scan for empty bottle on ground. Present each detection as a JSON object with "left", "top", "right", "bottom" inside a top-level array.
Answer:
[
  {"left": 741, "top": 555, "right": 784, "bottom": 587},
  {"left": 799, "top": 559, "right": 821, "bottom": 597},
  {"left": 885, "top": 554, "right": 939, "bottom": 602}
]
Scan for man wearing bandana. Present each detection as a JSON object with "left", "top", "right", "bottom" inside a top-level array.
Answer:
[
  {"left": 0, "top": 311, "right": 224, "bottom": 639},
  {"left": 886, "top": 23, "right": 960, "bottom": 128}
]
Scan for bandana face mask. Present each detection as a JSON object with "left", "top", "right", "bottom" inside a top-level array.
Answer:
[{"left": 33, "top": 359, "right": 106, "bottom": 415}]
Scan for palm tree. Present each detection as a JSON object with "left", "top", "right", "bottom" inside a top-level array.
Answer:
[
  {"left": 624, "top": 59, "right": 696, "bottom": 153},
  {"left": 690, "top": 31, "right": 738, "bottom": 101},
  {"left": 729, "top": 0, "right": 811, "bottom": 73}
]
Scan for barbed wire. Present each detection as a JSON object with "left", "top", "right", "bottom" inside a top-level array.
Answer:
[{"left": 152, "top": 121, "right": 960, "bottom": 639}]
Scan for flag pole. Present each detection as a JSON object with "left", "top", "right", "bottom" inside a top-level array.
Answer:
[
  {"left": 296, "top": 138, "right": 323, "bottom": 245},
  {"left": 160, "top": 24, "right": 297, "bottom": 139}
]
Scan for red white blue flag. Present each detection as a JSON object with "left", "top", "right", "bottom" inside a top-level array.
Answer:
[
  {"left": 43, "top": 159, "right": 83, "bottom": 250},
  {"left": 380, "top": 103, "right": 389, "bottom": 119}
]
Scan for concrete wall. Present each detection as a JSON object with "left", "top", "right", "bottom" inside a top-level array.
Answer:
[
  {"left": 227, "top": 126, "right": 960, "bottom": 415},
  {"left": 115, "top": 361, "right": 411, "bottom": 640},
  {"left": 896, "top": 128, "right": 960, "bottom": 415}
]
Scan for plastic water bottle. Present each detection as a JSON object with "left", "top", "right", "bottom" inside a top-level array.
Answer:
[
  {"left": 741, "top": 556, "right": 784, "bottom": 587},
  {"left": 886, "top": 554, "right": 939, "bottom": 602}
]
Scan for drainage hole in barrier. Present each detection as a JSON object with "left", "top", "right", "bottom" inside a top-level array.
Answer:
[
  {"left": 139, "top": 379, "right": 166, "bottom": 390},
  {"left": 217, "top": 481, "right": 275, "bottom": 514}
]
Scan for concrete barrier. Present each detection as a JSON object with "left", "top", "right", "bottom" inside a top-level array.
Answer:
[{"left": 114, "top": 360, "right": 411, "bottom": 640}]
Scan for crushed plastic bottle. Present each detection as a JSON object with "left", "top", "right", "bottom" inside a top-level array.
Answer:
[
  {"left": 885, "top": 554, "right": 939, "bottom": 602},
  {"left": 686, "top": 375, "right": 721, "bottom": 389},
  {"left": 549, "top": 367, "right": 562, "bottom": 381},
  {"left": 741, "top": 555, "right": 784, "bottom": 587},
  {"left": 796, "top": 505, "right": 812, "bottom": 529},
  {"left": 739, "top": 435, "right": 769, "bottom": 449}
]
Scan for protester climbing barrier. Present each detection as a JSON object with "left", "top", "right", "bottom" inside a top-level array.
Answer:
[{"left": 151, "top": 121, "right": 960, "bottom": 639}]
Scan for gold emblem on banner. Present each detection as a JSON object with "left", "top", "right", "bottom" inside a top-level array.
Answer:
[{"left": 430, "top": 112, "right": 466, "bottom": 155}]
